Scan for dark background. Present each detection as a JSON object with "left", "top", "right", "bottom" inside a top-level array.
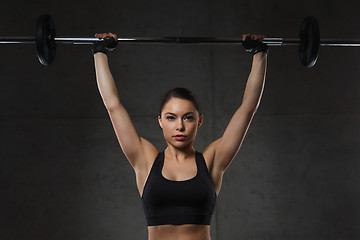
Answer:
[{"left": 1, "top": 0, "right": 359, "bottom": 239}]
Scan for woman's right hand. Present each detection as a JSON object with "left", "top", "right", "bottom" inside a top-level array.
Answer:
[
  {"left": 93, "top": 33, "right": 118, "bottom": 55},
  {"left": 95, "top": 32, "right": 118, "bottom": 41},
  {"left": 242, "top": 33, "right": 268, "bottom": 55}
]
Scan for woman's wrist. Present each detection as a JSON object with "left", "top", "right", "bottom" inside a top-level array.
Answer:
[{"left": 253, "top": 51, "right": 267, "bottom": 61}]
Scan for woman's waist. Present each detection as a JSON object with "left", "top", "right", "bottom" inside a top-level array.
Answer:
[{"left": 148, "top": 224, "right": 211, "bottom": 240}]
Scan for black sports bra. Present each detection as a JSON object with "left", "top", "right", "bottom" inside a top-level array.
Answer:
[{"left": 141, "top": 150, "right": 217, "bottom": 226}]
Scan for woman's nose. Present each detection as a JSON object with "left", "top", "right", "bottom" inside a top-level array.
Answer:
[{"left": 176, "top": 119, "right": 185, "bottom": 131}]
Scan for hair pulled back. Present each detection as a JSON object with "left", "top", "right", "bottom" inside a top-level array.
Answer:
[{"left": 159, "top": 87, "right": 202, "bottom": 117}]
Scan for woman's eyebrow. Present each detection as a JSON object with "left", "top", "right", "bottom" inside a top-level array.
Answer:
[{"left": 165, "top": 112, "right": 194, "bottom": 116}]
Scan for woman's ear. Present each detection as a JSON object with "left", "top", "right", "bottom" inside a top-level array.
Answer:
[
  {"left": 158, "top": 115, "right": 163, "bottom": 129},
  {"left": 198, "top": 115, "right": 204, "bottom": 128}
]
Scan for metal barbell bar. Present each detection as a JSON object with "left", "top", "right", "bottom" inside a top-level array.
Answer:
[
  {"left": 66, "top": 37, "right": 360, "bottom": 47},
  {"left": 2, "top": 36, "right": 360, "bottom": 46},
  {"left": 0, "top": 14, "right": 358, "bottom": 67},
  {"left": 0, "top": 36, "right": 290, "bottom": 45}
]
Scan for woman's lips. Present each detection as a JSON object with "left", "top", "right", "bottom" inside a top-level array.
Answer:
[{"left": 174, "top": 135, "right": 186, "bottom": 141}]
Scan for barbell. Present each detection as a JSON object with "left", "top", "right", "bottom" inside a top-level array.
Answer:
[{"left": 0, "top": 14, "right": 359, "bottom": 67}]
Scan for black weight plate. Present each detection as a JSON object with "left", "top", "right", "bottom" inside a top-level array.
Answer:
[
  {"left": 36, "top": 14, "right": 56, "bottom": 66},
  {"left": 299, "top": 16, "right": 320, "bottom": 68}
]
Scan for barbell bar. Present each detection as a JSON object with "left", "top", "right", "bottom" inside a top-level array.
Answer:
[
  {"left": 0, "top": 36, "right": 295, "bottom": 45},
  {"left": 0, "top": 14, "right": 358, "bottom": 67},
  {"left": 2, "top": 36, "right": 360, "bottom": 46},
  {"left": 55, "top": 38, "right": 360, "bottom": 47}
]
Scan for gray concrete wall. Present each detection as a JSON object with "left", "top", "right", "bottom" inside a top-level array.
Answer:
[{"left": 1, "top": 0, "right": 359, "bottom": 239}]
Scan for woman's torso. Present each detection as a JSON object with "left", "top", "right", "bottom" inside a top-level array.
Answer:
[{"left": 135, "top": 148, "right": 222, "bottom": 240}]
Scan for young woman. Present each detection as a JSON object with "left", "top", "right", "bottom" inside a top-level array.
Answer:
[{"left": 93, "top": 33, "right": 267, "bottom": 240}]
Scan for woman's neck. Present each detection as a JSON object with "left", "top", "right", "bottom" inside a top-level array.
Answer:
[{"left": 164, "top": 146, "right": 196, "bottom": 162}]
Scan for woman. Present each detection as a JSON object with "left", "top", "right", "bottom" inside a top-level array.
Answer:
[{"left": 93, "top": 33, "right": 267, "bottom": 240}]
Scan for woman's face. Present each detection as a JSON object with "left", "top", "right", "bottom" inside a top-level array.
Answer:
[{"left": 158, "top": 97, "right": 203, "bottom": 149}]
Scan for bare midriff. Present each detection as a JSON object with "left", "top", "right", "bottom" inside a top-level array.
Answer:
[{"left": 147, "top": 224, "right": 211, "bottom": 240}]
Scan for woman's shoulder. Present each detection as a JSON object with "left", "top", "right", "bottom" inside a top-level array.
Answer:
[
  {"left": 201, "top": 138, "right": 222, "bottom": 171},
  {"left": 134, "top": 137, "right": 160, "bottom": 173},
  {"left": 201, "top": 147, "right": 215, "bottom": 172}
]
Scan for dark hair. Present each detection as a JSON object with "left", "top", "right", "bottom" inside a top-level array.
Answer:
[{"left": 159, "top": 87, "right": 202, "bottom": 117}]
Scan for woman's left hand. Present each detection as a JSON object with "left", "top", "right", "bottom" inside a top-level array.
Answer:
[
  {"left": 242, "top": 33, "right": 266, "bottom": 41},
  {"left": 242, "top": 34, "right": 268, "bottom": 55}
]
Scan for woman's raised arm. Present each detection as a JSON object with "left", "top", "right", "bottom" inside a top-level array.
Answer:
[
  {"left": 94, "top": 52, "right": 121, "bottom": 109},
  {"left": 93, "top": 35, "right": 158, "bottom": 172},
  {"left": 204, "top": 34, "right": 268, "bottom": 174}
]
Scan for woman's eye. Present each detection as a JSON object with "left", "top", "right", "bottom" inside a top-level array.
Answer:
[{"left": 166, "top": 116, "right": 193, "bottom": 120}]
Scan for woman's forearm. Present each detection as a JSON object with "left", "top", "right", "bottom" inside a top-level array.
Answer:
[
  {"left": 94, "top": 53, "right": 121, "bottom": 109},
  {"left": 242, "top": 52, "right": 267, "bottom": 111}
]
